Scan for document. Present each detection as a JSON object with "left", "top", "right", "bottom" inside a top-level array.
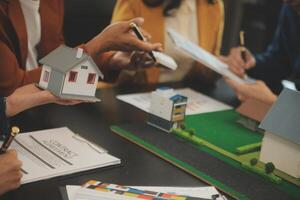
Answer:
[
  {"left": 167, "top": 28, "right": 253, "bottom": 84},
  {"left": 64, "top": 183, "right": 226, "bottom": 200},
  {"left": 3, "top": 127, "right": 120, "bottom": 184},
  {"left": 117, "top": 88, "right": 232, "bottom": 115}
]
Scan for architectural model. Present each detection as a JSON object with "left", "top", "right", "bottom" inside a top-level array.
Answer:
[
  {"left": 148, "top": 87, "right": 187, "bottom": 132},
  {"left": 259, "top": 88, "right": 300, "bottom": 178},
  {"left": 38, "top": 45, "right": 103, "bottom": 101}
]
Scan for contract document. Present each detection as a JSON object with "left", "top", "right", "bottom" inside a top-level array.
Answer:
[{"left": 1, "top": 127, "right": 120, "bottom": 184}]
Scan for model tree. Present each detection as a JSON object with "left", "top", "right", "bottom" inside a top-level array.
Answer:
[
  {"left": 188, "top": 129, "right": 196, "bottom": 136},
  {"left": 265, "top": 162, "right": 275, "bottom": 174},
  {"left": 179, "top": 123, "right": 186, "bottom": 130},
  {"left": 250, "top": 158, "right": 258, "bottom": 166}
]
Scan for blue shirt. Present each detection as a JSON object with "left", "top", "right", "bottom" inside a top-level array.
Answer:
[{"left": 249, "top": 5, "right": 300, "bottom": 90}]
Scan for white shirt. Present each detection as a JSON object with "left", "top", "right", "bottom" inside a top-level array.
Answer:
[
  {"left": 19, "top": 0, "right": 41, "bottom": 71},
  {"left": 159, "top": 0, "right": 199, "bottom": 83}
]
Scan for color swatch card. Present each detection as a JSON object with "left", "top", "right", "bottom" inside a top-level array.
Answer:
[{"left": 70, "top": 180, "right": 226, "bottom": 200}]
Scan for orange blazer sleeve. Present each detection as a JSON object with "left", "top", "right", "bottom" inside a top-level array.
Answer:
[
  {"left": 0, "top": 43, "right": 42, "bottom": 96},
  {"left": 112, "top": 0, "right": 138, "bottom": 22}
]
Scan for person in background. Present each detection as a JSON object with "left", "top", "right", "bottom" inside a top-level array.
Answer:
[
  {"left": 112, "top": 0, "right": 224, "bottom": 85},
  {"left": 222, "top": 0, "right": 300, "bottom": 104},
  {"left": 0, "top": 84, "right": 82, "bottom": 196},
  {"left": 0, "top": 0, "right": 161, "bottom": 96}
]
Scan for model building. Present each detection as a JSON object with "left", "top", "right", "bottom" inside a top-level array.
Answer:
[
  {"left": 148, "top": 87, "right": 187, "bottom": 132},
  {"left": 38, "top": 45, "right": 103, "bottom": 101},
  {"left": 259, "top": 88, "right": 300, "bottom": 178}
]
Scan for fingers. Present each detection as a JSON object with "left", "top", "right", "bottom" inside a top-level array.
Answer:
[
  {"left": 130, "top": 52, "right": 155, "bottom": 69},
  {"left": 129, "top": 38, "right": 162, "bottom": 52},
  {"left": 219, "top": 55, "right": 245, "bottom": 77},
  {"left": 129, "top": 17, "right": 145, "bottom": 27},
  {"left": 223, "top": 47, "right": 255, "bottom": 77},
  {"left": 230, "top": 47, "right": 245, "bottom": 67}
]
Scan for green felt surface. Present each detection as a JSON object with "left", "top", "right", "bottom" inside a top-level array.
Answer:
[{"left": 185, "top": 110, "right": 263, "bottom": 154}]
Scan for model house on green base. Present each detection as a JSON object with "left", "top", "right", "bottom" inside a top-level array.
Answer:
[
  {"left": 259, "top": 89, "right": 300, "bottom": 178},
  {"left": 148, "top": 88, "right": 188, "bottom": 132},
  {"left": 38, "top": 45, "right": 103, "bottom": 102}
]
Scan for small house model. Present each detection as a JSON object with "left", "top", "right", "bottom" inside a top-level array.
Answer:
[
  {"left": 38, "top": 45, "right": 103, "bottom": 101},
  {"left": 148, "top": 87, "right": 188, "bottom": 132},
  {"left": 259, "top": 88, "right": 300, "bottom": 178},
  {"left": 236, "top": 99, "right": 271, "bottom": 132}
]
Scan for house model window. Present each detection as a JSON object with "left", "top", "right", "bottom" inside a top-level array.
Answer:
[
  {"left": 43, "top": 71, "right": 50, "bottom": 82},
  {"left": 87, "top": 73, "right": 96, "bottom": 84},
  {"left": 69, "top": 71, "right": 78, "bottom": 82}
]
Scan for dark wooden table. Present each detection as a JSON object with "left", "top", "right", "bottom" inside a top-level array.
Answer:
[{"left": 2, "top": 80, "right": 238, "bottom": 200}]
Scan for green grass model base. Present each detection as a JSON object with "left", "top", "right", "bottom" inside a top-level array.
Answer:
[{"left": 171, "top": 127, "right": 282, "bottom": 184}]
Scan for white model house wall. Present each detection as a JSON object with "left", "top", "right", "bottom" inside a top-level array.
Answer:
[
  {"left": 62, "top": 60, "right": 98, "bottom": 97},
  {"left": 150, "top": 92, "right": 174, "bottom": 121},
  {"left": 260, "top": 132, "right": 300, "bottom": 178},
  {"left": 39, "top": 65, "right": 52, "bottom": 89}
]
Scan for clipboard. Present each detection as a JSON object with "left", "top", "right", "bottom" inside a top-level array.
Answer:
[{"left": 167, "top": 28, "right": 255, "bottom": 84}]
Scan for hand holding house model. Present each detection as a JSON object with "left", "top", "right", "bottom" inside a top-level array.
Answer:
[{"left": 38, "top": 45, "right": 103, "bottom": 102}]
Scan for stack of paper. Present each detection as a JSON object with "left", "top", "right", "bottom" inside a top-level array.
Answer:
[
  {"left": 117, "top": 88, "right": 232, "bottom": 115},
  {"left": 62, "top": 180, "right": 227, "bottom": 200},
  {"left": 4, "top": 127, "right": 120, "bottom": 184}
]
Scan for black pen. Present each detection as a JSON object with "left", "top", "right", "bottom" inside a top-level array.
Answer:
[
  {"left": 0, "top": 126, "right": 20, "bottom": 154},
  {"left": 129, "top": 22, "right": 156, "bottom": 62}
]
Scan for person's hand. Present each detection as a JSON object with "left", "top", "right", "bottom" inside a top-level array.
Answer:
[
  {"left": 225, "top": 78, "right": 277, "bottom": 104},
  {"left": 108, "top": 51, "right": 156, "bottom": 71},
  {"left": 5, "top": 84, "right": 83, "bottom": 117},
  {"left": 85, "top": 17, "right": 162, "bottom": 58},
  {"left": 219, "top": 47, "right": 256, "bottom": 77},
  {"left": 0, "top": 150, "right": 22, "bottom": 195},
  {"left": 284, "top": 0, "right": 300, "bottom": 13}
]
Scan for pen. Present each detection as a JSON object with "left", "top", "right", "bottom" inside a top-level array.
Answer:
[
  {"left": 129, "top": 22, "right": 156, "bottom": 62},
  {"left": 0, "top": 126, "right": 20, "bottom": 154},
  {"left": 239, "top": 31, "right": 247, "bottom": 62}
]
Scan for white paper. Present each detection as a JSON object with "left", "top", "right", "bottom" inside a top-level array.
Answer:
[
  {"left": 117, "top": 88, "right": 232, "bottom": 115},
  {"left": 65, "top": 185, "right": 222, "bottom": 200},
  {"left": 153, "top": 51, "right": 178, "bottom": 70},
  {"left": 6, "top": 127, "right": 120, "bottom": 184},
  {"left": 167, "top": 28, "right": 248, "bottom": 84}
]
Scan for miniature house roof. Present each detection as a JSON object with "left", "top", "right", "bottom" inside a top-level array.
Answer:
[
  {"left": 154, "top": 88, "right": 187, "bottom": 102},
  {"left": 39, "top": 45, "right": 103, "bottom": 79},
  {"left": 170, "top": 94, "right": 187, "bottom": 103},
  {"left": 259, "top": 88, "right": 300, "bottom": 145},
  {"left": 237, "top": 99, "right": 272, "bottom": 122}
]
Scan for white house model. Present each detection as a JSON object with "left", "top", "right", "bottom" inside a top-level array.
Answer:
[
  {"left": 259, "top": 88, "right": 300, "bottom": 178},
  {"left": 38, "top": 45, "right": 103, "bottom": 101},
  {"left": 148, "top": 87, "right": 187, "bottom": 132}
]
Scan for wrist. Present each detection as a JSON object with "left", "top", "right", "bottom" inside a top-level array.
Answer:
[
  {"left": 85, "top": 36, "right": 107, "bottom": 57},
  {"left": 5, "top": 96, "right": 13, "bottom": 117}
]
